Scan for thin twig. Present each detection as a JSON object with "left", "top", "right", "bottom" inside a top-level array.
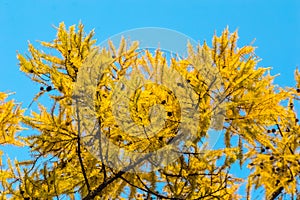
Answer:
[{"left": 75, "top": 99, "right": 91, "bottom": 194}]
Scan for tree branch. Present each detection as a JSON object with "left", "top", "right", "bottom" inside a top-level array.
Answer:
[{"left": 75, "top": 99, "right": 91, "bottom": 194}]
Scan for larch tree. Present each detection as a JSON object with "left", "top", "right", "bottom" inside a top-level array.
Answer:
[{"left": 0, "top": 22, "right": 299, "bottom": 200}]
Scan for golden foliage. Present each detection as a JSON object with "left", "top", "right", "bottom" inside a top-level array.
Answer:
[
  {"left": 0, "top": 23, "right": 298, "bottom": 200},
  {"left": 0, "top": 92, "right": 23, "bottom": 146}
]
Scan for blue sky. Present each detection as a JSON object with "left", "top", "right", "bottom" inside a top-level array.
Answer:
[
  {"left": 0, "top": 0, "right": 299, "bottom": 198},
  {"left": 0, "top": 0, "right": 299, "bottom": 105}
]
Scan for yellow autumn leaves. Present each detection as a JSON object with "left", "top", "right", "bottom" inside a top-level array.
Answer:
[
  {"left": 0, "top": 92, "right": 23, "bottom": 146},
  {"left": 0, "top": 22, "right": 298, "bottom": 199}
]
